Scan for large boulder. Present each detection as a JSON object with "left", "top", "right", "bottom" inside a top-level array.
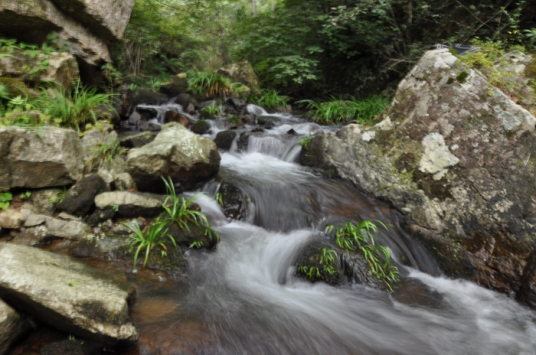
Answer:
[
  {"left": 217, "top": 59, "right": 259, "bottom": 90},
  {"left": 0, "top": 126, "right": 84, "bottom": 190},
  {"left": 301, "top": 49, "right": 536, "bottom": 307},
  {"left": 0, "top": 298, "right": 30, "bottom": 355},
  {"left": 0, "top": 243, "right": 138, "bottom": 344},
  {"left": 126, "top": 122, "right": 221, "bottom": 193}
]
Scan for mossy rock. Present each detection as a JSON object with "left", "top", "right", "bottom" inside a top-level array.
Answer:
[
  {"left": 526, "top": 58, "right": 536, "bottom": 79},
  {"left": 295, "top": 241, "right": 343, "bottom": 286},
  {"left": 0, "top": 77, "right": 30, "bottom": 98},
  {"left": 168, "top": 220, "right": 219, "bottom": 250}
]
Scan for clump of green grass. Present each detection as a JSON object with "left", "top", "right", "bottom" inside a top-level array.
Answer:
[
  {"left": 187, "top": 70, "right": 240, "bottom": 99},
  {"left": 123, "top": 217, "right": 177, "bottom": 268},
  {"left": 201, "top": 102, "right": 222, "bottom": 116},
  {"left": 89, "top": 140, "right": 126, "bottom": 170},
  {"left": 299, "top": 95, "right": 389, "bottom": 124},
  {"left": 326, "top": 220, "right": 399, "bottom": 290},
  {"left": 250, "top": 88, "right": 289, "bottom": 109}
]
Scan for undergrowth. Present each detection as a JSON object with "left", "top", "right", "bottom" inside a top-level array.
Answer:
[
  {"left": 299, "top": 95, "right": 390, "bottom": 124},
  {"left": 250, "top": 88, "right": 289, "bottom": 108}
]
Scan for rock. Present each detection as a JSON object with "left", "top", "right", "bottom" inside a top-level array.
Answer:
[
  {"left": 119, "top": 132, "right": 156, "bottom": 148},
  {"left": 0, "top": 126, "right": 84, "bottom": 190},
  {"left": 217, "top": 60, "right": 259, "bottom": 90},
  {"left": 301, "top": 48, "right": 536, "bottom": 306},
  {"left": 28, "top": 189, "right": 64, "bottom": 215},
  {"left": 174, "top": 94, "right": 199, "bottom": 109},
  {"left": 58, "top": 174, "right": 108, "bottom": 217},
  {"left": 136, "top": 106, "right": 158, "bottom": 121},
  {"left": 160, "top": 73, "right": 189, "bottom": 97},
  {"left": 80, "top": 124, "right": 119, "bottom": 173},
  {"left": 94, "top": 191, "right": 166, "bottom": 218},
  {"left": 87, "top": 207, "right": 114, "bottom": 226},
  {"left": 0, "top": 49, "right": 79, "bottom": 89},
  {"left": 164, "top": 111, "right": 191, "bottom": 127},
  {"left": 191, "top": 120, "right": 209, "bottom": 135},
  {"left": 274, "top": 105, "right": 292, "bottom": 113},
  {"left": 214, "top": 130, "right": 237, "bottom": 151},
  {"left": 0, "top": 243, "right": 138, "bottom": 344},
  {"left": 24, "top": 212, "right": 90, "bottom": 240},
  {"left": 227, "top": 97, "right": 246, "bottom": 112},
  {"left": 295, "top": 242, "right": 343, "bottom": 286},
  {"left": 168, "top": 221, "right": 218, "bottom": 249},
  {"left": 125, "top": 122, "right": 220, "bottom": 193},
  {"left": 0, "top": 298, "right": 30, "bottom": 355},
  {"left": 0, "top": 210, "right": 25, "bottom": 229},
  {"left": 218, "top": 181, "right": 245, "bottom": 220},
  {"left": 40, "top": 339, "right": 102, "bottom": 355},
  {"left": 114, "top": 172, "right": 136, "bottom": 191},
  {"left": 131, "top": 90, "right": 168, "bottom": 108}
]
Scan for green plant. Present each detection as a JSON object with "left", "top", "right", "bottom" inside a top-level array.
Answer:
[
  {"left": 201, "top": 102, "right": 222, "bottom": 116},
  {"left": 112, "top": 204, "right": 119, "bottom": 212},
  {"left": 298, "top": 134, "right": 313, "bottom": 149},
  {"left": 227, "top": 114, "right": 241, "bottom": 125},
  {"left": 216, "top": 192, "right": 223, "bottom": 206},
  {"left": 319, "top": 248, "right": 338, "bottom": 275},
  {"left": 35, "top": 80, "right": 115, "bottom": 132},
  {"left": 123, "top": 217, "right": 177, "bottom": 268},
  {"left": 299, "top": 96, "right": 389, "bottom": 124},
  {"left": 250, "top": 89, "right": 289, "bottom": 108},
  {"left": 187, "top": 70, "right": 240, "bottom": 98},
  {"left": 49, "top": 187, "right": 67, "bottom": 204},
  {"left": 19, "top": 191, "right": 32, "bottom": 200},
  {"left": 189, "top": 240, "right": 204, "bottom": 249},
  {"left": 161, "top": 177, "right": 219, "bottom": 242},
  {"left": 90, "top": 140, "right": 126, "bottom": 170},
  {"left": 0, "top": 192, "right": 13, "bottom": 210},
  {"left": 326, "top": 221, "right": 399, "bottom": 290}
]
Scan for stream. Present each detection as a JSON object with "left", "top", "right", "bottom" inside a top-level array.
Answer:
[{"left": 117, "top": 102, "right": 536, "bottom": 355}]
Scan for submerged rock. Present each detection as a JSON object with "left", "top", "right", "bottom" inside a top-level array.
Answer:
[
  {"left": 125, "top": 122, "right": 220, "bottom": 193},
  {"left": 301, "top": 48, "right": 536, "bottom": 306},
  {"left": 0, "top": 243, "right": 138, "bottom": 344}
]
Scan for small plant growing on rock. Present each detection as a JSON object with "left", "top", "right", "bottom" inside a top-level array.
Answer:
[
  {"left": 89, "top": 140, "right": 126, "bottom": 170},
  {"left": 298, "top": 134, "right": 313, "bottom": 149},
  {"left": 0, "top": 192, "right": 13, "bottom": 210},
  {"left": 201, "top": 103, "right": 222, "bottom": 116},
  {"left": 250, "top": 89, "right": 289, "bottom": 109},
  {"left": 123, "top": 217, "right": 177, "bottom": 268},
  {"left": 326, "top": 221, "right": 399, "bottom": 290}
]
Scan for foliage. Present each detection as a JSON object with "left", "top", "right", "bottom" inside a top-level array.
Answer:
[
  {"left": 34, "top": 81, "right": 114, "bottom": 132},
  {"left": 0, "top": 192, "right": 13, "bottom": 211},
  {"left": 19, "top": 191, "right": 32, "bottom": 200},
  {"left": 90, "top": 140, "right": 126, "bottom": 170},
  {"left": 187, "top": 70, "right": 240, "bottom": 98},
  {"left": 298, "top": 134, "right": 313, "bottom": 149},
  {"left": 250, "top": 88, "right": 289, "bottom": 108},
  {"left": 123, "top": 218, "right": 177, "bottom": 268},
  {"left": 299, "top": 96, "right": 389, "bottom": 124},
  {"left": 161, "top": 177, "right": 219, "bottom": 242},
  {"left": 201, "top": 102, "right": 222, "bottom": 116},
  {"left": 298, "top": 248, "right": 338, "bottom": 281},
  {"left": 326, "top": 221, "right": 399, "bottom": 290}
]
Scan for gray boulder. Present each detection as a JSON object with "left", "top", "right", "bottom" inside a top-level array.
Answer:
[
  {"left": 94, "top": 191, "right": 166, "bottom": 218},
  {"left": 0, "top": 243, "right": 138, "bottom": 344},
  {"left": 0, "top": 210, "right": 25, "bottom": 230},
  {"left": 126, "top": 122, "right": 220, "bottom": 193},
  {"left": 0, "top": 298, "right": 30, "bottom": 355},
  {"left": 0, "top": 126, "right": 84, "bottom": 190},
  {"left": 23, "top": 211, "right": 90, "bottom": 240},
  {"left": 120, "top": 132, "right": 156, "bottom": 148},
  {"left": 301, "top": 48, "right": 536, "bottom": 307}
]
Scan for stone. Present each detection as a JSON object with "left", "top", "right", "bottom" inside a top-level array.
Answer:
[
  {"left": 0, "top": 298, "right": 30, "bottom": 355},
  {"left": 119, "top": 132, "right": 156, "bottom": 148},
  {"left": 0, "top": 126, "right": 84, "bottom": 190},
  {"left": 80, "top": 125, "right": 119, "bottom": 173},
  {"left": 191, "top": 120, "right": 210, "bottom": 135},
  {"left": 28, "top": 189, "right": 63, "bottom": 215},
  {"left": 58, "top": 174, "right": 108, "bottom": 217},
  {"left": 125, "top": 122, "right": 220, "bottom": 193},
  {"left": 160, "top": 73, "right": 189, "bottom": 97},
  {"left": 165, "top": 111, "right": 191, "bottom": 127},
  {"left": 94, "top": 191, "right": 166, "bottom": 218},
  {"left": 114, "top": 172, "right": 136, "bottom": 191},
  {"left": 217, "top": 59, "right": 259, "bottom": 90},
  {"left": 24, "top": 212, "right": 90, "bottom": 240},
  {"left": 0, "top": 49, "right": 79, "bottom": 88},
  {"left": 174, "top": 94, "right": 199, "bottom": 109},
  {"left": 300, "top": 48, "right": 536, "bottom": 307},
  {"left": 295, "top": 241, "right": 343, "bottom": 286},
  {"left": 0, "top": 243, "right": 138, "bottom": 344},
  {"left": 214, "top": 130, "right": 237, "bottom": 151},
  {"left": 0, "top": 210, "right": 25, "bottom": 229}
]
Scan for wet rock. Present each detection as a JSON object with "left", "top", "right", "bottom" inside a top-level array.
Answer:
[
  {"left": 94, "top": 191, "right": 166, "bottom": 218},
  {"left": 130, "top": 90, "right": 168, "bottom": 112},
  {"left": 214, "top": 130, "right": 237, "bottom": 151},
  {"left": 58, "top": 174, "right": 108, "bottom": 217},
  {"left": 242, "top": 113, "right": 256, "bottom": 125},
  {"left": 126, "top": 122, "right": 220, "bottom": 193},
  {"left": 87, "top": 207, "right": 114, "bottom": 227},
  {"left": 114, "top": 172, "right": 136, "bottom": 191},
  {"left": 119, "top": 132, "right": 156, "bottom": 148},
  {"left": 136, "top": 107, "right": 158, "bottom": 121},
  {"left": 160, "top": 73, "right": 188, "bottom": 97},
  {"left": 302, "top": 48, "right": 536, "bottom": 306},
  {"left": 168, "top": 221, "right": 218, "bottom": 249},
  {"left": 0, "top": 298, "right": 30, "bottom": 355},
  {"left": 236, "top": 132, "right": 250, "bottom": 152},
  {"left": 28, "top": 189, "right": 64, "bottom": 215},
  {"left": 227, "top": 97, "right": 246, "bottom": 112},
  {"left": 40, "top": 339, "right": 102, "bottom": 355},
  {"left": 0, "top": 210, "right": 25, "bottom": 229},
  {"left": 0, "top": 126, "right": 84, "bottom": 190},
  {"left": 274, "top": 105, "right": 292, "bottom": 113},
  {"left": 218, "top": 181, "right": 245, "bottom": 220},
  {"left": 175, "top": 94, "right": 199, "bottom": 109},
  {"left": 0, "top": 243, "right": 138, "bottom": 344},
  {"left": 295, "top": 241, "right": 344, "bottom": 286},
  {"left": 164, "top": 111, "right": 191, "bottom": 127}
]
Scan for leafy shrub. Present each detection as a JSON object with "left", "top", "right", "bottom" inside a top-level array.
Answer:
[
  {"left": 250, "top": 88, "right": 289, "bottom": 108},
  {"left": 326, "top": 221, "right": 399, "bottom": 290}
]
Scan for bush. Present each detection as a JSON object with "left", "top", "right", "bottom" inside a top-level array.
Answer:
[
  {"left": 187, "top": 70, "right": 240, "bottom": 98},
  {"left": 250, "top": 88, "right": 289, "bottom": 108},
  {"left": 299, "top": 95, "right": 389, "bottom": 124}
]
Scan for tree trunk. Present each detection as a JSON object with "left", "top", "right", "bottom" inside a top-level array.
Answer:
[{"left": 252, "top": 0, "right": 257, "bottom": 17}]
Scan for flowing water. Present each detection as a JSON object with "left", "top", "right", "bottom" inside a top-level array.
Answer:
[{"left": 126, "top": 103, "right": 536, "bottom": 354}]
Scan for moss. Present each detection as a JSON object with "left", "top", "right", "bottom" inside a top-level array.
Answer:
[
  {"left": 525, "top": 58, "right": 536, "bottom": 79},
  {"left": 456, "top": 71, "right": 469, "bottom": 83},
  {"left": 0, "top": 77, "right": 30, "bottom": 97},
  {"left": 447, "top": 77, "right": 455, "bottom": 84}
]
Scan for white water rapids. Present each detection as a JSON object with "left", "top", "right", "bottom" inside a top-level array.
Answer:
[{"left": 131, "top": 102, "right": 536, "bottom": 355}]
